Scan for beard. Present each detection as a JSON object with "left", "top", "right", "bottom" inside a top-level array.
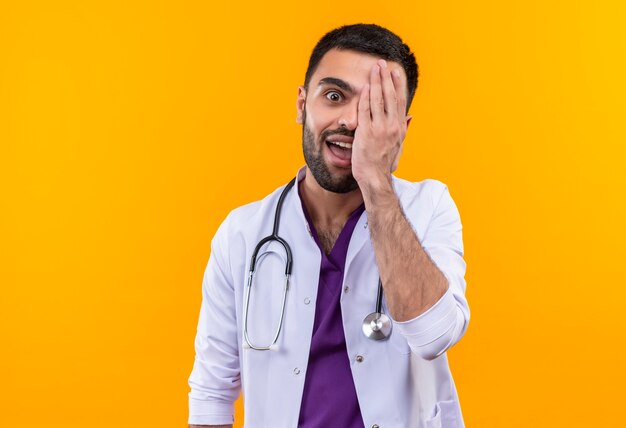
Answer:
[{"left": 301, "top": 111, "right": 359, "bottom": 194}]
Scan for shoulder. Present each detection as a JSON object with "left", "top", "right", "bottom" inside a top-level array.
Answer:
[
  {"left": 392, "top": 176, "right": 451, "bottom": 210},
  {"left": 391, "top": 176, "right": 463, "bottom": 248}
]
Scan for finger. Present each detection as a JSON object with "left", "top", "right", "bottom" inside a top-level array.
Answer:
[
  {"left": 358, "top": 83, "right": 371, "bottom": 126},
  {"left": 380, "top": 60, "right": 398, "bottom": 122},
  {"left": 369, "top": 64, "right": 384, "bottom": 122},
  {"left": 391, "top": 68, "right": 408, "bottom": 121}
]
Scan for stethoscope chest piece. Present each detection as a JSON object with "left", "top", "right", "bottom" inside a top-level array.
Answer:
[
  {"left": 362, "top": 312, "right": 392, "bottom": 340},
  {"left": 361, "top": 278, "right": 393, "bottom": 340}
]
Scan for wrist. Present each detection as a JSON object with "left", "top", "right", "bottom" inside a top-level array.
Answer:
[
  {"left": 356, "top": 168, "right": 391, "bottom": 191},
  {"left": 358, "top": 172, "right": 397, "bottom": 212}
]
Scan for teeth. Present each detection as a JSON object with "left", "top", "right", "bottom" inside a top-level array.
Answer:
[{"left": 328, "top": 141, "right": 353, "bottom": 149}]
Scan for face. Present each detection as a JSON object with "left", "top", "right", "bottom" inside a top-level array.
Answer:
[{"left": 296, "top": 49, "right": 408, "bottom": 193}]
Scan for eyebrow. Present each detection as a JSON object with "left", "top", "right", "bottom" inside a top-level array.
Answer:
[{"left": 317, "top": 77, "right": 355, "bottom": 94}]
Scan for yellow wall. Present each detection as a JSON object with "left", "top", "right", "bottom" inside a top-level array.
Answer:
[{"left": 1, "top": 1, "right": 624, "bottom": 426}]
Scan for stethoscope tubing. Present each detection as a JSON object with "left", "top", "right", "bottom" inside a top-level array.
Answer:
[{"left": 243, "top": 178, "right": 391, "bottom": 351}]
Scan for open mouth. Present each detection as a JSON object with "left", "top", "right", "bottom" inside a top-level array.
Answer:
[
  {"left": 327, "top": 140, "right": 353, "bottom": 149},
  {"left": 326, "top": 139, "right": 353, "bottom": 163}
]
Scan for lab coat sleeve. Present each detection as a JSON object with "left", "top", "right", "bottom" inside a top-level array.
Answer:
[
  {"left": 188, "top": 216, "right": 241, "bottom": 425},
  {"left": 395, "top": 184, "right": 470, "bottom": 361}
]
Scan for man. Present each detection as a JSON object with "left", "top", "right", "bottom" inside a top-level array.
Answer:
[{"left": 189, "top": 24, "right": 469, "bottom": 428}]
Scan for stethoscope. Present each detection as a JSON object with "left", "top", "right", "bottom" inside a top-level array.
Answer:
[{"left": 243, "top": 178, "right": 392, "bottom": 351}]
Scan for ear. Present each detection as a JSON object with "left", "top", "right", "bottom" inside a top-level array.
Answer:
[
  {"left": 296, "top": 86, "right": 306, "bottom": 124},
  {"left": 406, "top": 114, "right": 413, "bottom": 128}
]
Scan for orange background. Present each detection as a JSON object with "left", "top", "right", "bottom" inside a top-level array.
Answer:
[{"left": 1, "top": 1, "right": 625, "bottom": 427}]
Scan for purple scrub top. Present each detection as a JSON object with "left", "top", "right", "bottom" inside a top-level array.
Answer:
[{"left": 297, "top": 197, "right": 366, "bottom": 428}]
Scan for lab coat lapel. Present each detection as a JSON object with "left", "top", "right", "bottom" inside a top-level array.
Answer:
[{"left": 345, "top": 211, "right": 371, "bottom": 270}]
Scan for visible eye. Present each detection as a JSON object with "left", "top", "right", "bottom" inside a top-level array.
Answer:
[{"left": 325, "top": 91, "right": 343, "bottom": 102}]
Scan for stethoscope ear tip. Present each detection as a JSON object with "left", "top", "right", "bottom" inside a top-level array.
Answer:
[
  {"left": 269, "top": 344, "right": 279, "bottom": 352},
  {"left": 242, "top": 341, "right": 251, "bottom": 349}
]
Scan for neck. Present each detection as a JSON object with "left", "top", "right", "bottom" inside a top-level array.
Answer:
[{"left": 300, "top": 168, "right": 364, "bottom": 231}]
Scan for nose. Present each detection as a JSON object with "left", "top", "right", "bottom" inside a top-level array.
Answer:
[{"left": 338, "top": 104, "right": 358, "bottom": 130}]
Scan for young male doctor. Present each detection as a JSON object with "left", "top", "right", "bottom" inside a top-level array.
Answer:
[{"left": 188, "top": 24, "right": 470, "bottom": 428}]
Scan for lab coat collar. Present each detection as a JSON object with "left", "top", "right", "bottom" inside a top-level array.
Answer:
[
  {"left": 290, "top": 167, "right": 410, "bottom": 266},
  {"left": 291, "top": 166, "right": 362, "bottom": 267},
  {"left": 293, "top": 166, "right": 312, "bottom": 237}
]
